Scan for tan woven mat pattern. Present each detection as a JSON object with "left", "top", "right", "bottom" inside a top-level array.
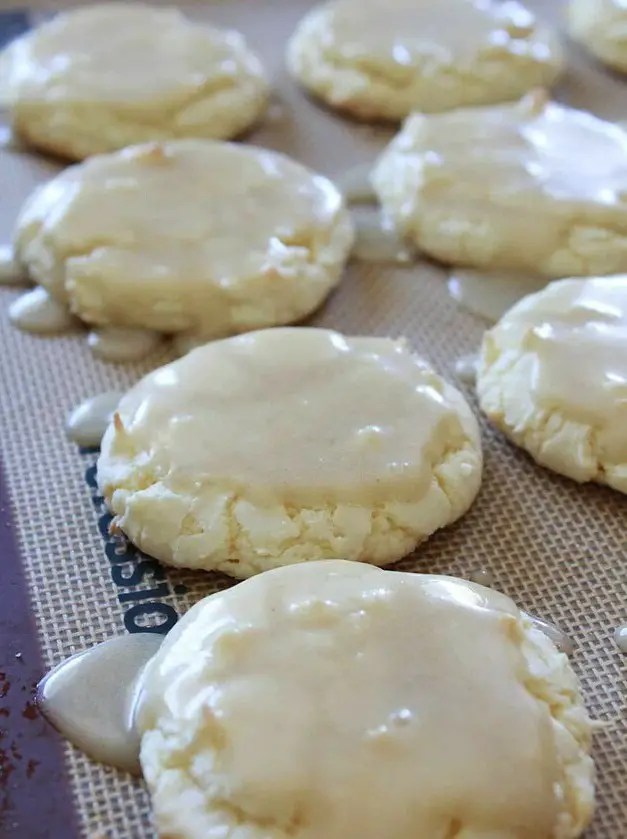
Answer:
[{"left": 0, "top": 1, "right": 626, "bottom": 836}]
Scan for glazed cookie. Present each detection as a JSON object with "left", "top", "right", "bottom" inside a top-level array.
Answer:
[
  {"left": 97, "top": 328, "right": 483, "bottom": 577},
  {"left": 477, "top": 275, "right": 627, "bottom": 493},
  {"left": 568, "top": 0, "right": 627, "bottom": 73},
  {"left": 373, "top": 91, "right": 627, "bottom": 277},
  {"left": 13, "top": 140, "right": 353, "bottom": 347},
  {"left": 0, "top": 2, "right": 269, "bottom": 160},
  {"left": 286, "top": 0, "right": 561, "bottom": 121},
  {"left": 137, "top": 560, "right": 595, "bottom": 839}
]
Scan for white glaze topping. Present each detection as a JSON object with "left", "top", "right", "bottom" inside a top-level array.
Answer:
[
  {"left": 614, "top": 624, "right": 627, "bottom": 653},
  {"left": 8, "top": 287, "right": 79, "bottom": 334},
  {"left": 37, "top": 632, "right": 163, "bottom": 774},
  {"left": 106, "top": 327, "right": 476, "bottom": 507},
  {"left": 136, "top": 561, "right": 571, "bottom": 839},
  {"left": 492, "top": 277, "right": 627, "bottom": 430},
  {"left": 454, "top": 354, "right": 479, "bottom": 384},
  {"left": 1, "top": 4, "right": 265, "bottom": 107},
  {"left": 34, "top": 563, "right": 590, "bottom": 838},
  {"left": 469, "top": 567, "right": 494, "bottom": 587},
  {"left": 87, "top": 327, "right": 162, "bottom": 363},
  {"left": 320, "top": 0, "right": 547, "bottom": 68},
  {"left": 525, "top": 613, "right": 574, "bottom": 656},
  {"left": 14, "top": 140, "right": 351, "bottom": 337},
  {"left": 448, "top": 269, "right": 549, "bottom": 322},
  {"left": 374, "top": 93, "right": 627, "bottom": 278},
  {"left": 66, "top": 391, "right": 123, "bottom": 448}
]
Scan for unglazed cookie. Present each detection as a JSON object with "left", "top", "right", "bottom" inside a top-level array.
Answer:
[
  {"left": 373, "top": 91, "right": 627, "bottom": 277},
  {"left": 137, "top": 560, "right": 595, "bottom": 839},
  {"left": 97, "top": 328, "right": 482, "bottom": 577},
  {"left": 14, "top": 140, "right": 353, "bottom": 341},
  {"left": 0, "top": 3, "right": 268, "bottom": 160},
  {"left": 477, "top": 275, "right": 627, "bottom": 492},
  {"left": 568, "top": 0, "right": 627, "bottom": 72},
  {"left": 286, "top": 0, "right": 561, "bottom": 121}
]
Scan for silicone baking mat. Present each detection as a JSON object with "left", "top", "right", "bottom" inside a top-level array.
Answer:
[{"left": 0, "top": 1, "right": 625, "bottom": 837}]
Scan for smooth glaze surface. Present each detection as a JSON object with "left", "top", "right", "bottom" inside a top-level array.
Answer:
[
  {"left": 14, "top": 140, "right": 349, "bottom": 337},
  {"left": 489, "top": 276, "right": 627, "bottom": 428},
  {"left": 1, "top": 4, "right": 265, "bottom": 110},
  {"left": 105, "top": 328, "right": 473, "bottom": 506},
  {"left": 454, "top": 354, "right": 479, "bottom": 384},
  {"left": 37, "top": 633, "right": 163, "bottom": 774},
  {"left": 8, "top": 287, "right": 79, "bottom": 334},
  {"left": 66, "top": 391, "right": 123, "bottom": 447},
  {"left": 35, "top": 564, "right": 577, "bottom": 791},
  {"left": 311, "top": 0, "right": 550, "bottom": 74},
  {"left": 136, "top": 562, "right": 568, "bottom": 838},
  {"left": 469, "top": 568, "right": 494, "bottom": 587},
  {"left": 524, "top": 612, "right": 574, "bottom": 656},
  {"left": 614, "top": 624, "right": 627, "bottom": 653},
  {"left": 448, "top": 270, "right": 549, "bottom": 322},
  {"left": 87, "top": 327, "right": 163, "bottom": 363}
]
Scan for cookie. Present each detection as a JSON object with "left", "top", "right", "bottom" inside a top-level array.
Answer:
[
  {"left": 15, "top": 140, "right": 353, "bottom": 342},
  {"left": 477, "top": 275, "right": 627, "bottom": 492},
  {"left": 286, "top": 0, "right": 561, "bottom": 121},
  {"left": 0, "top": 2, "right": 269, "bottom": 160},
  {"left": 97, "top": 328, "right": 483, "bottom": 577},
  {"left": 568, "top": 0, "right": 627, "bottom": 73},
  {"left": 372, "top": 91, "right": 627, "bottom": 276},
  {"left": 137, "top": 560, "right": 595, "bottom": 839}
]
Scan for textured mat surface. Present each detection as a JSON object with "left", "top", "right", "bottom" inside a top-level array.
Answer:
[{"left": 0, "top": 2, "right": 626, "bottom": 837}]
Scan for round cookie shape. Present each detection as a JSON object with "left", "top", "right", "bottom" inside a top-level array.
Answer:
[
  {"left": 97, "top": 328, "right": 483, "bottom": 577},
  {"left": 372, "top": 92, "right": 627, "bottom": 277},
  {"left": 14, "top": 140, "right": 353, "bottom": 340},
  {"left": 568, "top": 0, "right": 627, "bottom": 73},
  {"left": 477, "top": 275, "right": 627, "bottom": 492},
  {"left": 286, "top": 0, "right": 561, "bottom": 122},
  {"left": 137, "top": 560, "right": 595, "bottom": 839},
  {"left": 0, "top": 2, "right": 269, "bottom": 160}
]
